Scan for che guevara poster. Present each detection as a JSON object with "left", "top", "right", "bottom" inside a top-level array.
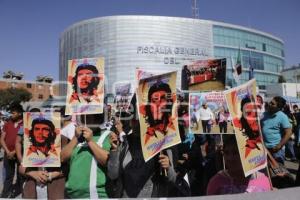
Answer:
[
  {"left": 137, "top": 71, "right": 181, "bottom": 161},
  {"left": 65, "top": 57, "right": 105, "bottom": 115},
  {"left": 224, "top": 79, "right": 267, "bottom": 176},
  {"left": 23, "top": 112, "right": 61, "bottom": 167}
]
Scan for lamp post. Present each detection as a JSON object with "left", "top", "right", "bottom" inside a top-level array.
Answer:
[
  {"left": 284, "top": 84, "right": 287, "bottom": 97},
  {"left": 295, "top": 71, "right": 299, "bottom": 98}
]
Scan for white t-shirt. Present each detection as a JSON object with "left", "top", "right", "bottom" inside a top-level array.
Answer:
[
  {"left": 198, "top": 107, "right": 214, "bottom": 121},
  {"left": 61, "top": 122, "right": 76, "bottom": 140}
]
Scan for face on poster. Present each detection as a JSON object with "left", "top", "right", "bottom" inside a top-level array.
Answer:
[
  {"left": 113, "top": 81, "right": 134, "bottom": 112},
  {"left": 137, "top": 71, "right": 181, "bottom": 162},
  {"left": 189, "top": 92, "right": 233, "bottom": 134},
  {"left": 23, "top": 112, "right": 61, "bottom": 167},
  {"left": 181, "top": 58, "right": 226, "bottom": 92},
  {"left": 224, "top": 79, "right": 267, "bottom": 176},
  {"left": 66, "top": 57, "right": 105, "bottom": 115}
]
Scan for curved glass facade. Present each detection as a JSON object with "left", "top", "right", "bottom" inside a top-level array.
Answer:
[
  {"left": 212, "top": 24, "right": 284, "bottom": 89},
  {"left": 59, "top": 16, "right": 284, "bottom": 94}
]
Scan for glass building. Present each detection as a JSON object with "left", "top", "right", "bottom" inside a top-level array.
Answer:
[{"left": 59, "top": 16, "right": 284, "bottom": 94}]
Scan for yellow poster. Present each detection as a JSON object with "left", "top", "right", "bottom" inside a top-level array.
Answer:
[
  {"left": 23, "top": 112, "right": 61, "bottom": 167},
  {"left": 137, "top": 71, "right": 181, "bottom": 161},
  {"left": 224, "top": 79, "right": 267, "bottom": 176},
  {"left": 66, "top": 57, "right": 105, "bottom": 115}
]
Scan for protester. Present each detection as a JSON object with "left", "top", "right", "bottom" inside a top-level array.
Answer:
[
  {"left": 177, "top": 133, "right": 205, "bottom": 196},
  {"left": 16, "top": 108, "right": 65, "bottom": 199},
  {"left": 60, "top": 107, "right": 76, "bottom": 140},
  {"left": 261, "top": 96, "right": 292, "bottom": 164},
  {"left": 176, "top": 98, "right": 204, "bottom": 196},
  {"left": 207, "top": 135, "right": 271, "bottom": 195},
  {"left": 292, "top": 104, "right": 300, "bottom": 146},
  {"left": 61, "top": 113, "right": 111, "bottom": 198},
  {"left": 0, "top": 114, "right": 4, "bottom": 160},
  {"left": 181, "top": 65, "right": 191, "bottom": 91},
  {"left": 0, "top": 104, "right": 24, "bottom": 198},
  {"left": 107, "top": 96, "right": 178, "bottom": 198},
  {"left": 282, "top": 104, "right": 297, "bottom": 162},
  {"left": 296, "top": 162, "right": 300, "bottom": 186}
]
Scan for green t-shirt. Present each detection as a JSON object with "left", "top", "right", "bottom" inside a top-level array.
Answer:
[{"left": 66, "top": 130, "right": 111, "bottom": 199}]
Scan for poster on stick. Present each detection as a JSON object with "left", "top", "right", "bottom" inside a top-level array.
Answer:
[
  {"left": 224, "top": 79, "right": 267, "bottom": 176},
  {"left": 137, "top": 71, "right": 181, "bottom": 161},
  {"left": 66, "top": 57, "right": 105, "bottom": 115},
  {"left": 23, "top": 112, "right": 61, "bottom": 167}
]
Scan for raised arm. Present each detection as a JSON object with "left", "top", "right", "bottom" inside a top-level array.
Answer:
[
  {"left": 81, "top": 126, "right": 110, "bottom": 166},
  {"left": 60, "top": 128, "right": 80, "bottom": 163}
]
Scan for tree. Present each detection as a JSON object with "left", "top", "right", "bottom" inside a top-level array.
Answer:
[
  {"left": 0, "top": 88, "right": 32, "bottom": 110},
  {"left": 278, "top": 75, "right": 287, "bottom": 83}
]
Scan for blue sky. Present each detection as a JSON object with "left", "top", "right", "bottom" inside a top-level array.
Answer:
[{"left": 0, "top": 0, "right": 299, "bottom": 80}]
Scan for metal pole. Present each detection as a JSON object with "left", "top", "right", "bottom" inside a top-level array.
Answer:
[{"left": 296, "top": 71, "right": 298, "bottom": 98}]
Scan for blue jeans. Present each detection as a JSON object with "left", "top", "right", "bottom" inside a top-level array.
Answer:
[
  {"left": 272, "top": 146, "right": 285, "bottom": 165},
  {"left": 285, "top": 140, "right": 296, "bottom": 159}
]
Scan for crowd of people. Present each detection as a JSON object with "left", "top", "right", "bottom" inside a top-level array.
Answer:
[
  {"left": 0, "top": 94, "right": 300, "bottom": 198},
  {"left": 190, "top": 101, "right": 232, "bottom": 134}
]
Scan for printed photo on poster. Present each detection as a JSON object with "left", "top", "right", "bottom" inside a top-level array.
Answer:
[
  {"left": 224, "top": 79, "right": 267, "bottom": 176},
  {"left": 23, "top": 112, "right": 61, "bottom": 167},
  {"left": 189, "top": 92, "right": 233, "bottom": 134},
  {"left": 181, "top": 58, "right": 226, "bottom": 91},
  {"left": 66, "top": 57, "right": 105, "bottom": 115},
  {"left": 137, "top": 71, "right": 181, "bottom": 161},
  {"left": 113, "top": 81, "right": 134, "bottom": 112}
]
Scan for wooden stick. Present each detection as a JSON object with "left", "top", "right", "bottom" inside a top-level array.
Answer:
[
  {"left": 220, "top": 134, "right": 226, "bottom": 170},
  {"left": 160, "top": 151, "right": 168, "bottom": 177}
]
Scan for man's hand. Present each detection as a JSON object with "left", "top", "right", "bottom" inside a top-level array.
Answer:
[
  {"left": 27, "top": 171, "right": 49, "bottom": 184},
  {"left": 271, "top": 143, "right": 282, "bottom": 153},
  {"left": 182, "top": 153, "right": 189, "bottom": 161},
  {"left": 75, "top": 126, "right": 93, "bottom": 142},
  {"left": 159, "top": 153, "right": 170, "bottom": 170},
  {"left": 75, "top": 126, "right": 83, "bottom": 139},
  {"left": 7, "top": 150, "right": 16, "bottom": 160},
  {"left": 81, "top": 127, "right": 93, "bottom": 142},
  {"left": 110, "top": 132, "right": 119, "bottom": 151}
]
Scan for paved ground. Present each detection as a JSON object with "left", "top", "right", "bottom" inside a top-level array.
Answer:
[{"left": 285, "top": 158, "right": 299, "bottom": 179}]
